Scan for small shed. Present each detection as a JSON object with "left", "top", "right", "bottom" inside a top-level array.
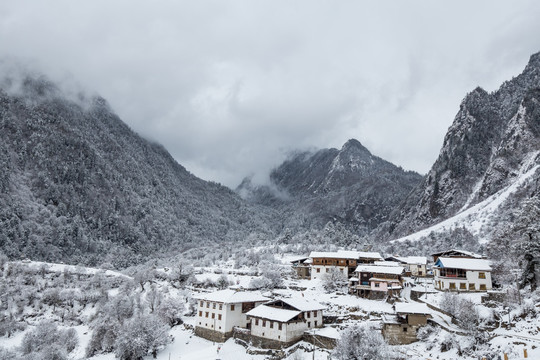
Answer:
[{"left": 382, "top": 302, "right": 432, "bottom": 345}]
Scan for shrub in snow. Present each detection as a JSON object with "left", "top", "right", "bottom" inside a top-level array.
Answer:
[
  {"left": 114, "top": 315, "right": 169, "bottom": 360},
  {"left": 0, "top": 347, "right": 17, "bottom": 360},
  {"left": 321, "top": 268, "right": 348, "bottom": 293},
  {"left": 20, "top": 321, "right": 78, "bottom": 359},
  {"left": 0, "top": 315, "right": 26, "bottom": 337},
  {"left": 439, "top": 292, "right": 460, "bottom": 317},
  {"left": 333, "top": 325, "right": 394, "bottom": 360},
  {"left": 86, "top": 315, "right": 121, "bottom": 357},
  {"left": 0, "top": 251, "right": 7, "bottom": 271},
  {"left": 216, "top": 274, "right": 230, "bottom": 289},
  {"left": 455, "top": 299, "right": 479, "bottom": 332}
]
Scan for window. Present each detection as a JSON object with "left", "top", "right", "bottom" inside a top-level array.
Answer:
[
  {"left": 479, "top": 284, "right": 487, "bottom": 291},
  {"left": 206, "top": 302, "right": 209, "bottom": 308},
  {"left": 231, "top": 304, "right": 235, "bottom": 311},
  {"left": 199, "top": 322, "right": 201, "bottom": 325},
  {"left": 278, "top": 323, "right": 282, "bottom": 330},
  {"left": 307, "top": 312, "right": 311, "bottom": 318},
  {"left": 213, "top": 303, "right": 216, "bottom": 309},
  {"left": 478, "top": 272, "right": 486, "bottom": 279},
  {"left": 449, "top": 282, "right": 456, "bottom": 290},
  {"left": 460, "top": 283, "right": 466, "bottom": 290},
  {"left": 255, "top": 319, "right": 259, "bottom": 326},
  {"left": 198, "top": 311, "right": 202, "bottom": 317},
  {"left": 316, "top": 268, "right": 321, "bottom": 273},
  {"left": 218, "top": 314, "right": 222, "bottom": 320},
  {"left": 403, "top": 327, "right": 408, "bottom": 332},
  {"left": 314, "top": 320, "right": 317, "bottom": 326},
  {"left": 270, "top": 322, "right": 273, "bottom": 329},
  {"left": 469, "top": 283, "right": 475, "bottom": 290},
  {"left": 326, "top": 268, "right": 329, "bottom": 272},
  {"left": 211, "top": 313, "right": 215, "bottom": 319},
  {"left": 314, "top": 311, "right": 318, "bottom": 317},
  {"left": 205, "top": 312, "right": 209, "bottom": 318},
  {"left": 308, "top": 322, "right": 311, "bottom": 327},
  {"left": 262, "top": 320, "right": 266, "bottom": 327},
  {"left": 219, "top": 304, "right": 223, "bottom": 310},
  {"left": 374, "top": 283, "right": 380, "bottom": 288},
  {"left": 200, "top": 301, "right": 203, "bottom": 307}
]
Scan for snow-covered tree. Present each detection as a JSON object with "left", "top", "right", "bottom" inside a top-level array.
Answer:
[
  {"left": 114, "top": 315, "right": 169, "bottom": 359},
  {"left": 157, "top": 297, "right": 184, "bottom": 326},
  {"left": 514, "top": 197, "right": 540, "bottom": 290},
  {"left": 321, "top": 268, "right": 348, "bottom": 293},
  {"left": 333, "top": 325, "right": 393, "bottom": 360}
]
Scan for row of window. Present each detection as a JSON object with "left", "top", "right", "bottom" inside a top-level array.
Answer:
[
  {"left": 199, "top": 301, "right": 237, "bottom": 311},
  {"left": 199, "top": 321, "right": 222, "bottom": 330},
  {"left": 313, "top": 259, "right": 356, "bottom": 265},
  {"left": 437, "top": 281, "right": 487, "bottom": 290},
  {"left": 254, "top": 319, "right": 318, "bottom": 329},
  {"left": 437, "top": 270, "right": 486, "bottom": 279},
  {"left": 199, "top": 311, "right": 223, "bottom": 320},
  {"left": 315, "top": 267, "right": 344, "bottom": 273}
]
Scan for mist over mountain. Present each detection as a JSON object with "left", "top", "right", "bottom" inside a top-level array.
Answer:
[
  {"left": 381, "top": 52, "right": 540, "bottom": 241},
  {"left": 237, "top": 139, "right": 423, "bottom": 235},
  {"left": 0, "top": 73, "right": 279, "bottom": 268}
]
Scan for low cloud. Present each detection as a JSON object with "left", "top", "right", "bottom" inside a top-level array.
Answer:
[{"left": 1, "top": 1, "right": 540, "bottom": 187}]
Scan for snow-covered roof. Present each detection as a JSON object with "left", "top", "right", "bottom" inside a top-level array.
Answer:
[
  {"left": 435, "top": 257, "right": 492, "bottom": 271},
  {"left": 309, "top": 250, "right": 382, "bottom": 260},
  {"left": 349, "top": 277, "right": 359, "bottom": 281},
  {"left": 305, "top": 326, "right": 340, "bottom": 339},
  {"left": 374, "top": 261, "right": 400, "bottom": 267},
  {"left": 289, "top": 256, "right": 309, "bottom": 263},
  {"left": 275, "top": 298, "right": 325, "bottom": 312},
  {"left": 246, "top": 305, "right": 300, "bottom": 322},
  {"left": 386, "top": 256, "right": 428, "bottom": 265},
  {"left": 194, "top": 289, "right": 269, "bottom": 304},
  {"left": 431, "top": 249, "right": 484, "bottom": 259},
  {"left": 355, "top": 265, "right": 405, "bottom": 275},
  {"left": 403, "top": 256, "right": 428, "bottom": 265},
  {"left": 395, "top": 302, "right": 431, "bottom": 315}
]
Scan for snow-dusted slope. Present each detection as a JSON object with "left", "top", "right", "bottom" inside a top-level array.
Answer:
[
  {"left": 392, "top": 151, "right": 540, "bottom": 244},
  {"left": 385, "top": 52, "right": 540, "bottom": 242}
]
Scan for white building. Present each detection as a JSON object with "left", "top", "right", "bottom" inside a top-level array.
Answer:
[
  {"left": 385, "top": 256, "right": 428, "bottom": 277},
  {"left": 194, "top": 289, "right": 269, "bottom": 341},
  {"left": 433, "top": 257, "right": 492, "bottom": 292},
  {"left": 246, "top": 298, "right": 325, "bottom": 348},
  {"left": 309, "top": 250, "right": 383, "bottom": 280}
]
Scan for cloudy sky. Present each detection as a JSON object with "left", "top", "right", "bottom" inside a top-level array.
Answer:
[{"left": 2, "top": 1, "right": 540, "bottom": 187}]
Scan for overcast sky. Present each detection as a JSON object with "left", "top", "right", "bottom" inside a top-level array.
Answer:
[{"left": 1, "top": 1, "right": 540, "bottom": 187}]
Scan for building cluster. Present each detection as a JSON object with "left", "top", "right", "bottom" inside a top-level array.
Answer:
[
  {"left": 194, "top": 248, "right": 493, "bottom": 348},
  {"left": 194, "top": 289, "right": 324, "bottom": 349}
]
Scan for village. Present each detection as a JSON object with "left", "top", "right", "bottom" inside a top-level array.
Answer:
[{"left": 186, "top": 247, "right": 534, "bottom": 359}]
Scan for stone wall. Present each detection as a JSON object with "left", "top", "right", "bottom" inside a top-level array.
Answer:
[
  {"left": 382, "top": 323, "right": 419, "bottom": 345},
  {"left": 195, "top": 326, "right": 231, "bottom": 342}
]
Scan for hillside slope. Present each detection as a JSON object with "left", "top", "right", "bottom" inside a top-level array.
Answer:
[
  {"left": 238, "top": 139, "right": 423, "bottom": 234},
  {"left": 383, "top": 52, "right": 540, "bottom": 241},
  {"left": 0, "top": 74, "right": 278, "bottom": 267}
]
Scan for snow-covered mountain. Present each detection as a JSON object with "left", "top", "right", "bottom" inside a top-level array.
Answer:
[
  {"left": 238, "top": 139, "right": 423, "bottom": 234},
  {"left": 0, "top": 73, "right": 279, "bottom": 267},
  {"left": 382, "top": 52, "right": 540, "bottom": 242}
]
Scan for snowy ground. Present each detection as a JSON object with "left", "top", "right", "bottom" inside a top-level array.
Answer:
[{"left": 2, "top": 260, "right": 539, "bottom": 359}]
